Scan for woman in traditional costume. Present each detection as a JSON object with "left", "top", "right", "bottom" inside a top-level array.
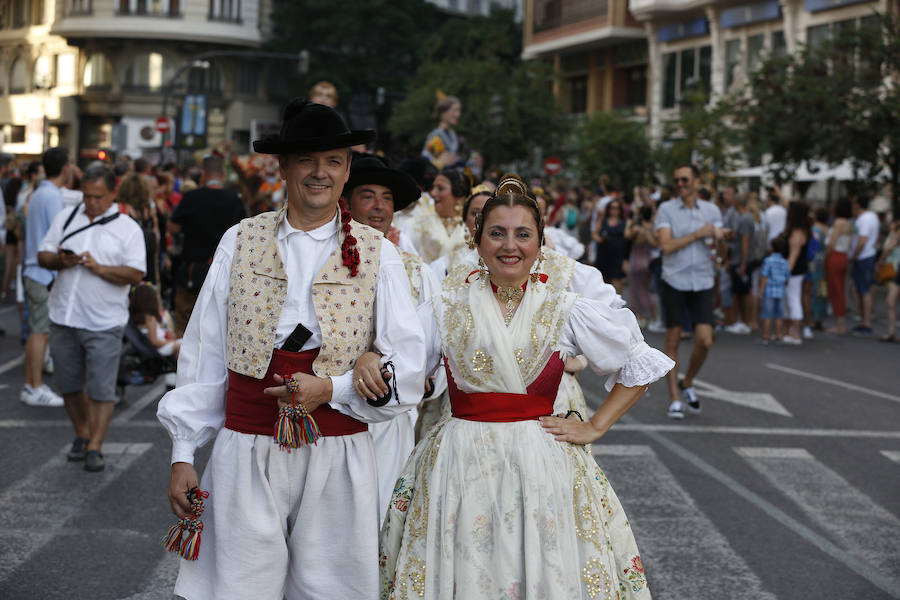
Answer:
[
  {"left": 361, "top": 175, "right": 673, "bottom": 599},
  {"left": 408, "top": 168, "right": 471, "bottom": 263}
]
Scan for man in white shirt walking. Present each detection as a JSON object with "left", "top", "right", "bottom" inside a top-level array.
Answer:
[
  {"left": 850, "top": 195, "right": 880, "bottom": 335},
  {"left": 38, "top": 165, "right": 146, "bottom": 471},
  {"left": 764, "top": 186, "right": 787, "bottom": 242}
]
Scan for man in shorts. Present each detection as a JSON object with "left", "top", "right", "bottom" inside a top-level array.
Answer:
[
  {"left": 850, "top": 195, "right": 879, "bottom": 335},
  {"left": 38, "top": 165, "right": 146, "bottom": 471},
  {"left": 654, "top": 163, "right": 724, "bottom": 419}
]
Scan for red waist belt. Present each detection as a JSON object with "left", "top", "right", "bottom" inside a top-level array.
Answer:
[
  {"left": 450, "top": 391, "right": 554, "bottom": 423},
  {"left": 225, "top": 348, "right": 367, "bottom": 437}
]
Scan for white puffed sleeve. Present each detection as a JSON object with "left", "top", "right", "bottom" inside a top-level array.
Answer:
[
  {"left": 156, "top": 224, "right": 238, "bottom": 465},
  {"left": 559, "top": 296, "right": 674, "bottom": 392},
  {"left": 570, "top": 261, "right": 627, "bottom": 309}
]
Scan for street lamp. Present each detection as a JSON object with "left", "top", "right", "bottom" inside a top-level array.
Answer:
[{"left": 489, "top": 94, "right": 504, "bottom": 171}]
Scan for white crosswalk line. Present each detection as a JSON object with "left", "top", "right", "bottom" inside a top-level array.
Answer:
[
  {"left": 881, "top": 450, "right": 900, "bottom": 464},
  {"left": 0, "top": 442, "right": 153, "bottom": 584},
  {"left": 594, "top": 444, "right": 776, "bottom": 600},
  {"left": 736, "top": 446, "right": 900, "bottom": 583}
]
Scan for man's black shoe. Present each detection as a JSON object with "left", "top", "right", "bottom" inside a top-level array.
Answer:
[
  {"left": 84, "top": 450, "right": 105, "bottom": 472},
  {"left": 67, "top": 437, "right": 90, "bottom": 462}
]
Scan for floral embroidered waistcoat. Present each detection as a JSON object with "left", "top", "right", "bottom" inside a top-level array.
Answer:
[{"left": 225, "top": 207, "right": 382, "bottom": 379}]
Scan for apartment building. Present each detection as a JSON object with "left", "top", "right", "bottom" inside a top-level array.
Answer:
[
  {"left": 0, "top": 0, "right": 279, "bottom": 162},
  {"left": 428, "top": 0, "right": 523, "bottom": 19}
]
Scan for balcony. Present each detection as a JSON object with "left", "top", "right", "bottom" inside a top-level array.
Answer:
[
  {"left": 533, "top": 0, "right": 610, "bottom": 33},
  {"left": 628, "top": 0, "right": 711, "bottom": 21}
]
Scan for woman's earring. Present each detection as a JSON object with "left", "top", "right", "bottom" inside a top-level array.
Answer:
[
  {"left": 531, "top": 249, "right": 545, "bottom": 283},
  {"left": 478, "top": 256, "right": 488, "bottom": 282}
]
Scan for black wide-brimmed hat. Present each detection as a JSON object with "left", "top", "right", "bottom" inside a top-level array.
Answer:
[
  {"left": 253, "top": 99, "right": 376, "bottom": 155},
  {"left": 344, "top": 155, "right": 420, "bottom": 212}
]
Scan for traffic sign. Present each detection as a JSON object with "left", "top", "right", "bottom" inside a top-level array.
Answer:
[
  {"left": 543, "top": 156, "right": 562, "bottom": 175},
  {"left": 155, "top": 116, "right": 171, "bottom": 133}
]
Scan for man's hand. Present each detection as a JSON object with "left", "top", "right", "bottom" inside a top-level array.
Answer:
[
  {"left": 693, "top": 223, "right": 715, "bottom": 240},
  {"left": 168, "top": 462, "right": 199, "bottom": 518},
  {"left": 78, "top": 250, "right": 104, "bottom": 276},
  {"left": 539, "top": 415, "right": 602, "bottom": 445},
  {"left": 264, "top": 373, "right": 332, "bottom": 413},
  {"left": 58, "top": 248, "right": 80, "bottom": 269},
  {"left": 352, "top": 351, "right": 387, "bottom": 400}
]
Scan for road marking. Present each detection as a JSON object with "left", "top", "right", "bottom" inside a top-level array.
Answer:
[
  {"left": 113, "top": 381, "right": 167, "bottom": 424},
  {"left": 692, "top": 377, "right": 792, "bottom": 416},
  {"left": 882, "top": 450, "right": 900, "bottom": 464},
  {"left": 736, "top": 446, "right": 900, "bottom": 583},
  {"left": 594, "top": 444, "right": 777, "bottom": 600},
  {"left": 0, "top": 354, "right": 24, "bottom": 376},
  {"left": 609, "top": 424, "right": 900, "bottom": 438},
  {"left": 765, "top": 363, "right": 900, "bottom": 404},
  {"left": 0, "top": 442, "right": 153, "bottom": 585},
  {"left": 610, "top": 411, "right": 900, "bottom": 599}
]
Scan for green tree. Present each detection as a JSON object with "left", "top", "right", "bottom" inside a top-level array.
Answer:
[{"left": 573, "top": 110, "right": 653, "bottom": 192}]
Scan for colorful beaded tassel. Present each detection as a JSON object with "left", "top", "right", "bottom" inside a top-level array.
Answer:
[
  {"left": 274, "top": 374, "right": 321, "bottom": 451},
  {"left": 162, "top": 487, "right": 209, "bottom": 561}
]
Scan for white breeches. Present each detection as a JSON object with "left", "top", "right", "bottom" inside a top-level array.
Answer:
[
  {"left": 370, "top": 409, "right": 417, "bottom": 525},
  {"left": 174, "top": 428, "right": 380, "bottom": 600}
]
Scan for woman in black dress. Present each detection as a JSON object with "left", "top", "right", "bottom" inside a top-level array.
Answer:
[{"left": 593, "top": 199, "right": 629, "bottom": 293}]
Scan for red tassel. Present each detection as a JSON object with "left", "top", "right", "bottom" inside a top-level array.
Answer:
[
  {"left": 162, "top": 488, "right": 209, "bottom": 560},
  {"left": 163, "top": 520, "right": 185, "bottom": 552},
  {"left": 294, "top": 405, "right": 322, "bottom": 446},
  {"left": 179, "top": 519, "right": 203, "bottom": 561},
  {"left": 274, "top": 405, "right": 300, "bottom": 451}
]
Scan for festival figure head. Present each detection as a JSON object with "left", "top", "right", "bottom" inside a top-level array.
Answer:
[
  {"left": 309, "top": 81, "right": 339, "bottom": 108},
  {"left": 462, "top": 183, "right": 494, "bottom": 238},
  {"left": 431, "top": 168, "right": 471, "bottom": 219},
  {"left": 253, "top": 98, "right": 375, "bottom": 219},
  {"left": 344, "top": 156, "right": 419, "bottom": 236},
  {"left": 474, "top": 174, "right": 544, "bottom": 287}
]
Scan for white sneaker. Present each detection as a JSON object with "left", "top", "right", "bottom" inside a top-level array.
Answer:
[
  {"left": 22, "top": 386, "right": 64, "bottom": 407},
  {"left": 724, "top": 322, "right": 751, "bottom": 335},
  {"left": 667, "top": 400, "right": 686, "bottom": 419},
  {"left": 713, "top": 308, "right": 725, "bottom": 320},
  {"left": 648, "top": 320, "right": 666, "bottom": 333},
  {"left": 19, "top": 384, "right": 34, "bottom": 403},
  {"left": 781, "top": 336, "right": 802, "bottom": 345},
  {"left": 802, "top": 326, "right": 814, "bottom": 340}
]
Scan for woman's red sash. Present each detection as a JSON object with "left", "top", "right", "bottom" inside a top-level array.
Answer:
[
  {"left": 225, "top": 348, "right": 367, "bottom": 437},
  {"left": 451, "top": 391, "right": 555, "bottom": 422}
]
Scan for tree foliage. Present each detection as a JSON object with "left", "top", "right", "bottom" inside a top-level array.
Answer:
[{"left": 573, "top": 110, "right": 653, "bottom": 192}]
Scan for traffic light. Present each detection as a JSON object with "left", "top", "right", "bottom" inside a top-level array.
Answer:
[{"left": 79, "top": 148, "right": 114, "bottom": 162}]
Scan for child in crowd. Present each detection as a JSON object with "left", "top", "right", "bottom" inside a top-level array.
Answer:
[
  {"left": 129, "top": 284, "right": 181, "bottom": 359},
  {"left": 759, "top": 236, "right": 791, "bottom": 343}
]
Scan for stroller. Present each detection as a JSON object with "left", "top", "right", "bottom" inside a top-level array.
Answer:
[{"left": 116, "top": 321, "right": 177, "bottom": 401}]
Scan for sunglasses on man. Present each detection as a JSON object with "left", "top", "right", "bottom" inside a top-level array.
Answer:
[{"left": 674, "top": 176, "right": 692, "bottom": 184}]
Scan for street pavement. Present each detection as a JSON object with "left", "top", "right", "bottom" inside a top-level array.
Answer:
[{"left": 0, "top": 296, "right": 897, "bottom": 599}]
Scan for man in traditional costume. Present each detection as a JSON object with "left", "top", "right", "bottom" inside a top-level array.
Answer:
[
  {"left": 157, "top": 99, "right": 426, "bottom": 600},
  {"left": 343, "top": 155, "right": 443, "bottom": 519}
]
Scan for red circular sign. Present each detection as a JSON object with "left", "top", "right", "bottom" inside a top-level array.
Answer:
[
  {"left": 155, "top": 116, "right": 171, "bottom": 133},
  {"left": 543, "top": 156, "right": 562, "bottom": 175}
]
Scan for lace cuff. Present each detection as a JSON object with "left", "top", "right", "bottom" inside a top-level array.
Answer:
[{"left": 604, "top": 341, "right": 675, "bottom": 392}]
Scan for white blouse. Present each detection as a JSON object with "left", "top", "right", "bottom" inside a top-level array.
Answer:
[{"left": 157, "top": 212, "right": 427, "bottom": 465}]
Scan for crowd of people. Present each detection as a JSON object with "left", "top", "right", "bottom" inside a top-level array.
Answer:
[{"left": 0, "top": 85, "right": 897, "bottom": 598}]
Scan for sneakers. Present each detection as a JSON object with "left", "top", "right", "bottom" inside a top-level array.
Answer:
[
  {"left": 67, "top": 437, "right": 90, "bottom": 462},
  {"left": 667, "top": 400, "right": 686, "bottom": 420},
  {"left": 84, "top": 450, "right": 105, "bottom": 472},
  {"left": 724, "top": 321, "right": 751, "bottom": 335},
  {"left": 647, "top": 320, "right": 666, "bottom": 333},
  {"left": 21, "top": 385, "right": 64, "bottom": 407},
  {"left": 851, "top": 325, "right": 873, "bottom": 336},
  {"left": 781, "top": 336, "right": 802, "bottom": 345},
  {"left": 802, "top": 326, "right": 814, "bottom": 340},
  {"left": 680, "top": 381, "right": 701, "bottom": 413}
]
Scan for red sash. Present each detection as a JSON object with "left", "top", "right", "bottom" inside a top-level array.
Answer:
[
  {"left": 447, "top": 352, "right": 565, "bottom": 423},
  {"left": 225, "top": 348, "right": 367, "bottom": 437}
]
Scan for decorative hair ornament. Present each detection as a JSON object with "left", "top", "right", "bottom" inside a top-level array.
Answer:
[{"left": 163, "top": 487, "right": 210, "bottom": 561}]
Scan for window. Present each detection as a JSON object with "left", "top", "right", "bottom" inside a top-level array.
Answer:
[
  {"left": 33, "top": 56, "right": 52, "bottom": 89},
  {"left": 624, "top": 65, "right": 647, "bottom": 108},
  {"left": 12, "top": 0, "right": 25, "bottom": 27},
  {"left": 747, "top": 34, "right": 765, "bottom": 73},
  {"left": 124, "top": 52, "right": 165, "bottom": 91},
  {"left": 187, "top": 62, "right": 222, "bottom": 93},
  {"left": 235, "top": 62, "right": 258, "bottom": 96},
  {"left": 725, "top": 39, "right": 741, "bottom": 89},
  {"left": 662, "top": 45, "right": 711, "bottom": 108},
  {"left": 772, "top": 30, "right": 787, "bottom": 57},
  {"left": 83, "top": 53, "right": 112, "bottom": 88},
  {"left": 69, "top": 0, "right": 93, "bottom": 15},
  {"left": 806, "top": 24, "right": 830, "bottom": 49},
  {"left": 208, "top": 0, "right": 240, "bottom": 22},
  {"left": 9, "top": 57, "right": 26, "bottom": 93},
  {"left": 569, "top": 75, "right": 588, "bottom": 114},
  {"left": 31, "top": 0, "right": 43, "bottom": 23}
]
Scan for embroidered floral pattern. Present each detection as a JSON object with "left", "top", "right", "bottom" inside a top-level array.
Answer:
[{"left": 622, "top": 556, "right": 646, "bottom": 593}]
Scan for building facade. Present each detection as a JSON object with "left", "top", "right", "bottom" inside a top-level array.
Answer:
[
  {"left": 428, "top": 0, "right": 523, "bottom": 19},
  {"left": 0, "top": 0, "right": 280, "bottom": 163},
  {"left": 523, "top": 0, "right": 898, "bottom": 145}
]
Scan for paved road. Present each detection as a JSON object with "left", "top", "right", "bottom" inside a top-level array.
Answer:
[{"left": 0, "top": 298, "right": 897, "bottom": 599}]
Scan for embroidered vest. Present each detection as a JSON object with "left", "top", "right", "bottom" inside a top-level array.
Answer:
[{"left": 225, "top": 207, "right": 382, "bottom": 379}]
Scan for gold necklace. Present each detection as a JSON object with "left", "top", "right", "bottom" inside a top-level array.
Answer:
[{"left": 492, "top": 281, "right": 524, "bottom": 326}]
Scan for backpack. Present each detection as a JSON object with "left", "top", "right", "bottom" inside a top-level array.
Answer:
[{"left": 565, "top": 206, "right": 578, "bottom": 230}]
